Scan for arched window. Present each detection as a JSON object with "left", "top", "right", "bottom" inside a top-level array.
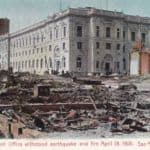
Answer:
[
  {"left": 49, "top": 57, "right": 52, "bottom": 68},
  {"left": 40, "top": 58, "right": 43, "bottom": 68},
  {"left": 76, "top": 57, "right": 82, "bottom": 68},
  {"left": 36, "top": 59, "right": 39, "bottom": 68},
  {"left": 62, "top": 57, "right": 66, "bottom": 67}
]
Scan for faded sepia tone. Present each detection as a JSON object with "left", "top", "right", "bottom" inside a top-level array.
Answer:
[{"left": 0, "top": 0, "right": 150, "bottom": 139}]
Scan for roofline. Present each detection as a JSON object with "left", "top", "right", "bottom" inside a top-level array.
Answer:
[{"left": 9, "top": 7, "right": 150, "bottom": 38}]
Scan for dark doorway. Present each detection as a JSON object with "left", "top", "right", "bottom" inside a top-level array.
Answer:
[{"left": 105, "top": 62, "right": 110, "bottom": 75}]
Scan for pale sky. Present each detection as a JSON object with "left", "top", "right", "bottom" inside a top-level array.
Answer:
[{"left": 0, "top": 0, "right": 150, "bottom": 32}]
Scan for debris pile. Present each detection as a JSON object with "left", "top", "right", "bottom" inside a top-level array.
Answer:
[{"left": 0, "top": 72, "right": 149, "bottom": 138}]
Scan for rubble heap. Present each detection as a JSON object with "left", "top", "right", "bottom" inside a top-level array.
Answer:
[{"left": 0, "top": 72, "right": 150, "bottom": 138}]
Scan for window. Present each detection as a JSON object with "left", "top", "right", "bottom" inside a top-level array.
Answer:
[
  {"left": 62, "top": 57, "right": 66, "bottom": 67},
  {"left": 56, "top": 28, "right": 58, "bottom": 38},
  {"left": 25, "top": 61, "right": 27, "bottom": 69},
  {"left": 18, "top": 128, "right": 23, "bottom": 135},
  {"left": 123, "top": 58, "right": 126, "bottom": 70},
  {"left": 77, "top": 42, "right": 82, "bottom": 50},
  {"left": 36, "top": 59, "right": 39, "bottom": 68},
  {"left": 63, "top": 27, "right": 66, "bottom": 37},
  {"left": 50, "top": 30, "right": 52, "bottom": 40},
  {"left": 106, "top": 43, "right": 111, "bottom": 50},
  {"left": 37, "top": 34, "right": 39, "bottom": 43},
  {"left": 123, "top": 31, "right": 126, "bottom": 39},
  {"left": 41, "top": 48, "right": 43, "bottom": 53},
  {"left": 40, "top": 58, "right": 43, "bottom": 68},
  {"left": 96, "top": 26, "right": 100, "bottom": 37},
  {"left": 117, "top": 28, "right": 120, "bottom": 39},
  {"left": 96, "top": 42, "right": 100, "bottom": 49},
  {"left": 16, "top": 62, "right": 18, "bottom": 69},
  {"left": 28, "top": 60, "right": 31, "bottom": 68},
  {"left": 26, "top": 38, "right": 28, "bottom": 46},
  {"left": 16, "top": 40, "right": 18, "bottom": 47},
  {"left": 49, "top": 45, "right": 52, "bottom": 51},
  {"left": 22, "top": 61, "right": 24, "bottom": 69},
  {"left": 37, "top": 48, "right": 39, "bottom": 53},
  {"left": 41, "top": 34, "right": 44, "bottom": 42},
  {"left": 123, "top": 45, "right": 125, "bottom": 53},
  {"left": 33, "top": 37, "right": 35, "bottom": 45},
  {"left": 19, "top": 39, "right": 21, "bottom": 47},
  {"left": 96, "top": 61, "right": 99, "bottom": 69},
  {"left": 32, "top": 60, "right": 35, "bottom": 68},
  {"left": 63, "top": 43, "right": 65, "bottom": 49},
  {"left": 49, "top": 58, "right": 52, "bottom": 68},
  {"left": 131, "top": 32, "right": 136, "bottom": 41},
  {"left": 77, "top": 26, "right": 82, "bottom": 37},
  {"left": 106, "top": 27, "right": 111, "bottom": 38},
  {"left": 76, "top": 57, "right": 82, "bottom": 68},
  {"left": 117, "top": 44, "right": 120, "bottom": 50},
  {"left": 29, "top": 36, "right": 31, "bottom": 45},
  {"left": 117, "top": 62, "right": 120, "bottom": 71},
  {"left": 141, "top": 33, "right": 146, "bottom": 42},
  {"left": 18, "top": 62, "right": 21, "bottom": 69}
]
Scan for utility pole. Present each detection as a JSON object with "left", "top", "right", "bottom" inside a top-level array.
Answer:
[
  {"left": 7, "top": 34, "right": 10, "bottom": 71},
  {"left": 106, "top": 0, "right": 108, "bottom": 10},
  {"left": 59, "top": 0, "right": 62, "bottom": 11},
  {"left": 99, "top": 0, "right": 102, "bottom": 9}
]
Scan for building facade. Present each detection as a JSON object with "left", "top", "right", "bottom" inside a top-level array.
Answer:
[{"left": 1, "top": 8, "right": 150, "bottom": 75}]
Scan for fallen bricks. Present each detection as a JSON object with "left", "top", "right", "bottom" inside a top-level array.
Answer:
[
  {"left": 73, "top": 77, "right": 102, "bottom": 85},
  {"left": 0, "top": 73, "right": 150, "bottom": 137},
  {"left": 0, "top": 103, "right": 104, "bottom": 112}
]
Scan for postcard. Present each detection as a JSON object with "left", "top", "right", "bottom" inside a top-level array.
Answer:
[{"left": 0, "top": 0, "right": 150, "bottom": 150}]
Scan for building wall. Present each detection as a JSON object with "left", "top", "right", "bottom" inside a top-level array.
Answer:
[
  {"left": 1, "top": 8, "right": 150, "bottom": 75},
  {"left": 69, "top": 16, "right": 89, "bottom": 75},
  {"left": 10, "top": 17, "right": 70, "bottom": 74}
]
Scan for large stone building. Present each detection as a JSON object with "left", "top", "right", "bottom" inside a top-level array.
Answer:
[{"left": 1, "top": 8, "right": 150, "bottom": 75}]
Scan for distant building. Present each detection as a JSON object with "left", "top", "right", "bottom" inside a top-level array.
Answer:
[
  {"left": 0, "top": 18, "right": 9, "bottom": 35},
  {"left": 0, "top": 18, "right": 10, "bottom": 70},
  {"left": 1, "top": 8, "right": 150, "bottom": 75}
]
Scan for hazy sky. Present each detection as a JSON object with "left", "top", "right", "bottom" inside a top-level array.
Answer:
[{"left": 0, "top": 0, "right": 150, "bottom": 32}]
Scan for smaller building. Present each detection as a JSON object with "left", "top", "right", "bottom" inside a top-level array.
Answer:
[
  {"left": 130, "top": 41, "right": 150, "bottom": 75},
  {"left": 0, "top": 18, "right": 9, "bottom": 35}
]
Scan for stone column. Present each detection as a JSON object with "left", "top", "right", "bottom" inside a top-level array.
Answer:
[{"left": 88, "top": 17, "right": 95, "bottom": 76}]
